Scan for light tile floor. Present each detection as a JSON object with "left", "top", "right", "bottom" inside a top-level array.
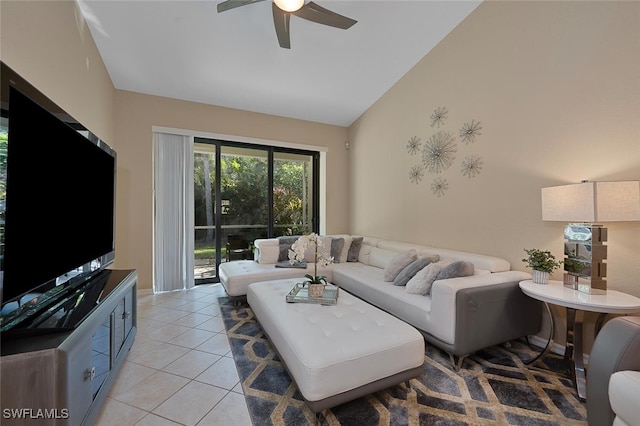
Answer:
[{"left": 95, "top": 283, "right": 252, "bottom": 426}]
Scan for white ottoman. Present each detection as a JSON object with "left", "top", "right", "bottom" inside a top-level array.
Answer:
[{"left": 247, "top": 279, "right": 425, "bottom": 412}]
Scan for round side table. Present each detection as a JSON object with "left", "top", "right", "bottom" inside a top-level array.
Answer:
[{"left": 519, "top": 280, "right": 640, "bottom": 400}]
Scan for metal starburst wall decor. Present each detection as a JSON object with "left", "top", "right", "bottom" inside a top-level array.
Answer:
[
  {"left": 461, "top": 155, "right": 483, "bottom": 179},
  {"left": 430, "top": 107, "right": 448, "bottom": 128},
  {"left": 422, "top": 131, "right": 457, "bottom": 174},
  {"left": 431, "top": 178, "right": 449, "bottom": 197},
  {"left": 459, "top": 120, "right": 482, "bottom": 144},
  {"left": 406, "top": 136, "right": 421, "bottom": 155},
  {"left": 404, "top": 106, "right": 485, "bottom": 197},
  {"left": 409, "top": 165, "right": 425, "bottom": 184}
]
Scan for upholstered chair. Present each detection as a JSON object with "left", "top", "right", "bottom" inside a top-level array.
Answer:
[{"left": 608, "top": 370, "right": 640, "bottom": 426}]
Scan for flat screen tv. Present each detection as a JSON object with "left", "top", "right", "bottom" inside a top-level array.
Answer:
[{"left": 0, "top": 63, "right": 116, "bottom": 323}]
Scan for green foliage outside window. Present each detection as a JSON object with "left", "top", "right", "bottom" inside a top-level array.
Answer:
[{"left": 194, "top": 152, "right": 311, "bottom": 248}]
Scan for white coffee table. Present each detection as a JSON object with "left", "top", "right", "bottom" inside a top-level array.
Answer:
[{"left": 519, "top": 280, "right": 640, "bottom": 400}]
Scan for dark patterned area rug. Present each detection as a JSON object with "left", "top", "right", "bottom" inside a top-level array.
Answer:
[{"left": 218, "top": 297, "right": 587, "bottom": 425}]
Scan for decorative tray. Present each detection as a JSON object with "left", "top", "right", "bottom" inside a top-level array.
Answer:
[{"left": 286, "top": 283, "right": 339, "bottom": 305}]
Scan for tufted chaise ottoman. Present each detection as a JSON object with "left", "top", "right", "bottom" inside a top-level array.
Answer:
[
  {"left": 219, "top": 260, "right": 325, "bottom": 297},
  {"left": 246, "top": 279, "right": 425, "bottom": 412}
]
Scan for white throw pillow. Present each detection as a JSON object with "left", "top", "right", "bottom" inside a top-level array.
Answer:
[
  {"left": 406, "top": 262, "right": 443, "bottom": 295},
  {"left": 304, "top": 236, "right": 332, "bottom": 263},
  {"left": 383, "top": 249, "right": 417, "bottom": 282},
  {"left": 393, "top": 255, "right": 440, "bottom": 286}
]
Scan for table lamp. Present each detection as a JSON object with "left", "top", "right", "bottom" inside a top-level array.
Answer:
[{"left": 541, "top": 181, "right": 640, "bottom": 294}]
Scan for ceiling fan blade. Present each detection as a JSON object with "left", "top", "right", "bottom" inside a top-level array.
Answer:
[
  {"left": 293, "top": 1, "right": 357, "bottom": 30},
  {"left": 217, "top": 0, "right": 266, "bottom": 13},
  {"left": 272, "top": 3, "right": 291, "bottom": 49}
]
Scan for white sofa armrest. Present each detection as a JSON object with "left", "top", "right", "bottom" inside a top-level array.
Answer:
[{"left": 254, "top": 238, "right": 280, "bottom": 264}]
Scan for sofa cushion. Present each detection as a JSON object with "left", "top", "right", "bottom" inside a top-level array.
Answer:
[
  {"left": 347, "top": 237, "right": 363, "bottom": 262},
  {"left": 393, "top": 255, "right": 440, "bottom": 286},
  {"left": 436, "top": 261, "right": 475, "bottom": 280},
  {"left": 358, "top": 244, "right": 373, "bottom": 265},
  {"left": 369, "top": 247, "right": 399, "bottom": 269},
  {"left": 377, "top": 240, "right": 425, "bottom": 254},
  {"left": 384, "top": 249, "right": 418, "bottom": 282},
  {"left": 331, "top": 237, "right": 344, "bottom": 262},
  {"left": 406, "top": 262, "right": 443, "bottom": 295}
]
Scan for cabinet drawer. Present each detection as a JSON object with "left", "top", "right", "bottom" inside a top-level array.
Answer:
[
  {"left": 124, "top": 289, "right": 134, "bottom": 338},
  {"left": 112, "top": 301, "right": 125, "bottom": 360},
  {"left": 111, "top": 288, "right": 134, "bottom": 363}
]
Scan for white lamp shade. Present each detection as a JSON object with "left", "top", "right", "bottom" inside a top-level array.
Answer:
[{"left": 541, "top": 181, "right": 640, "bottom": 222}]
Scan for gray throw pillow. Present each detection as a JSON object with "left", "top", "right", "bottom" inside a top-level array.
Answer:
[
  {"left": 331, "top": 238, "right": 344, "bottom": 263},
  {"left": 393, "top": 255, "right": 440, "bottom": 286},
  {"left": 275, "top": 260, "right": 307, "bottom": 268},
  {"left": 436, "top": 260, "right": 475, "bottom": 280},
  {"left": 347, "top": 237, "right": 363, "bottom": 262},
  {"left": 383, "top": 249, "right": 417, "bottom": 282},
  {"left": 278, "top": 236, "right": 299, "bottom": 262}
]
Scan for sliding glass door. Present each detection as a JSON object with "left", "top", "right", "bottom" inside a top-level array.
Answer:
[
  {"left": 194, "top": 144, "right": 217, "bottom": 281},
  {"left": 194, "top": 139, "right": 318, "bottom": 283},
  {"left": 273, "top": 151, "right": 315, "bottom": 236}
]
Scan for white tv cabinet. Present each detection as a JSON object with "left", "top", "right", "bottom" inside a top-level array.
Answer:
[{"left": 0, "top": 269, "right": 137, "bottom": 425}]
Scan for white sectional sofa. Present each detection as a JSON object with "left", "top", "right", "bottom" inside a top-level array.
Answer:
[{"left": 219, "top": 235, "right": 542, "bottom": 362}]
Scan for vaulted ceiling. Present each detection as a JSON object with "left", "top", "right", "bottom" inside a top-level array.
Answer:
[{"left": 78, "top": 0, "right": 481, "bottom": 127}]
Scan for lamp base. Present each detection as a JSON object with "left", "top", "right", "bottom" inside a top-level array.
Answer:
[
  {"left": 564, "top": 223, "right": 607, "bottom": 295},
  {"left": 576, "top": 276, "right": 607, "bottom": 295}
]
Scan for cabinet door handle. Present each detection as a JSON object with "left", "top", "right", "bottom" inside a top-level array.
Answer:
[
  {"left": 122, "top": 311, "right": 131, "bottom": 320},
  {"left": 85, "top": 366, "right": 96, "bottom": 381}
]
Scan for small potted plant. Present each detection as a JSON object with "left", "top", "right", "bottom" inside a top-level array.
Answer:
[
  {"left": 522, "top": 248, "right": 562, "bottom": 284},
  {"left": 289, "top": 233, "right": 334, "bottom": 297}
]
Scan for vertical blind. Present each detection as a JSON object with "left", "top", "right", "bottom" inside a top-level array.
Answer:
[{"left": 153, "top": 132, "right": 195, "bottom": 293}]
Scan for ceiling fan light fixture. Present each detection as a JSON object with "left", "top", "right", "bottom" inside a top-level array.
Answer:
[{"left": 273, "top": 0, "right": 304, "bottom": 12}]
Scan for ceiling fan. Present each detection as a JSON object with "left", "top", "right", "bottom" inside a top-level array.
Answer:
[{"left": 217, "top": 0, "right": 357, "bottom": 49}]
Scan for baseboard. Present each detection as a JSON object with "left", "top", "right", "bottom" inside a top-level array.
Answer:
[
  {"left": 527, "top": 334, "right": 590, "bottom": 364},
  {"left": 137, "top": 288, "right": 153, "bottom": 297}
]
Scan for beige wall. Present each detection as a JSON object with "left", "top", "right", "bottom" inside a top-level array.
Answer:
[
  {"left": 1, "top": 1, "right": 350, "bottom": 291},
  {"left": 113, "top": 91, "right": 349, "bottom": 290},
  {"left": 349, "top": 0, "right": 639, "bottom": 292},
  {"left": 0, "top": 0, "right": 115, "bottom": 143},
  {"left": 348, "top": 1, "right": 640, "bottom": 345}
]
